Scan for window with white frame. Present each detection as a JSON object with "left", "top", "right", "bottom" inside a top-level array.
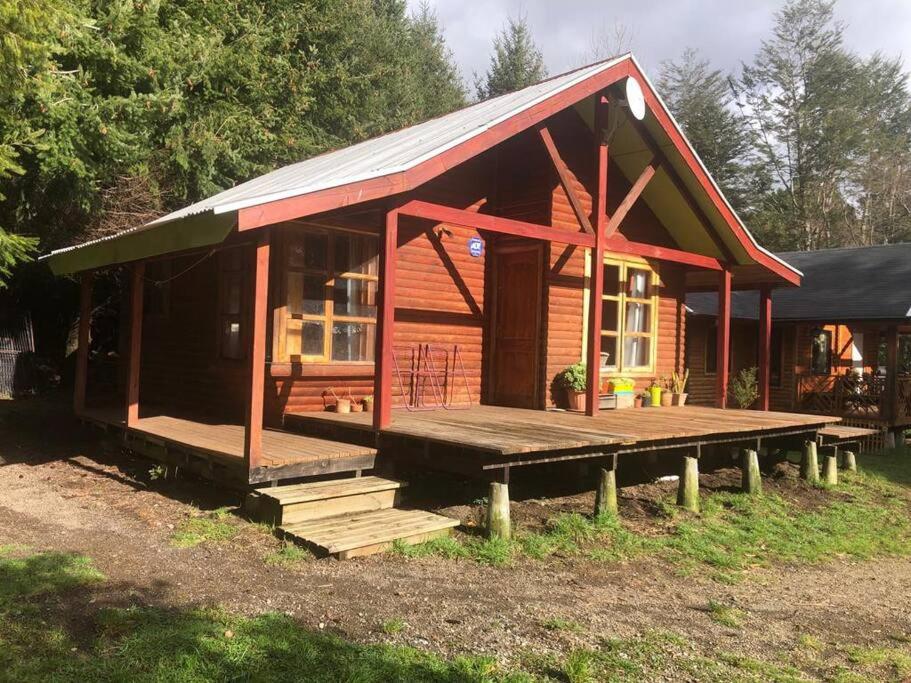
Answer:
[{"left": 599, "top": 257, "right": 658, "bottom": 373}]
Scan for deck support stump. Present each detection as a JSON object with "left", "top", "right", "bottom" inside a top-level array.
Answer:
[
  {"left": 884, "top": 429, "right": 896, "bottom": 450},
  {"left": 486, "top": 482, "right": 511, "bottom": 541},
  {"left": 677, "top": 454, "right": 699, "bottom": 513},
  {"left": 822, "top": 450, "right": 838, "bottom": 485},
  {"left": 800, "top": 441, "right": 820, "bottom": 484},
  {"left": 842, "top": 450, "right": 857, "bottom": 472},
  {"left": 740, "top": 448, "right": 762, "bottom": 495},
  {"left": 594, "top": 467, "right": 618, "bottom": 517}
]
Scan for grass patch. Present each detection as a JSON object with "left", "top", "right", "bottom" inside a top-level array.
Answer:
[
  {"left": 401, "top": 449, "right": 911, "bottom": 582},
  {"left": 170, "top": 506, "right": 238, "bottom": 548},
  {"left": 541, "top": 617, "right": 585, "bottom": 634},
  {"left": 263, "top": 541, "right": 312, "bottom": 567},
  {"left": 706, "top": 600, "right": 744, "bottom": 629},
  {"left": 380, "top": 617, "right": 406, "bottom": 635}
]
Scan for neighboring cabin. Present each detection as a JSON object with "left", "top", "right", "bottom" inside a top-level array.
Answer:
[{"left": 687, "top": 244, "right": 911, "bottom": 445}]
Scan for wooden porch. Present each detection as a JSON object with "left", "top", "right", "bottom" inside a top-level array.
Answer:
[
  {"left": 81, "top": 407, "right": 377, "bottom": 485},
  {"left": 285, "top": 404, "right": 838, "bottom": 478}
]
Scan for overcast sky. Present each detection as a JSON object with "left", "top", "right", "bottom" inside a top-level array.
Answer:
[{"left": 409, "top": 0, "right": 911, "bottom": 89}]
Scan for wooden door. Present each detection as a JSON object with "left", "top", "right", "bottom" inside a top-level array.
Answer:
[{"left": 490, "top": 244, "right": 543, "bottom": 408}]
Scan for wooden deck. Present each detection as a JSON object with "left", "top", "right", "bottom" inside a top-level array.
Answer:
[
  {"left": 81, "top": 408, "right": 377, "bottom": 484},
  {"left": 286, "top": 405, "right": 839, "bottom": 474}
]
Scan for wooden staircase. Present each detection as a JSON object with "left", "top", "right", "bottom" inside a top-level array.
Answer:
[{"left": 252, "top": 476, "right": 459, "bottom": 559}]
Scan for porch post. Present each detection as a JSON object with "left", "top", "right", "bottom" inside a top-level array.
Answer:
[
  {"left": 126, "top": 261, "right": 145, "bottom": 427},
  {"left": 244, "top": 230, "right": 271, "bottom": 474},
  {"left": 585, "top": 94, "right": 609, "bottom": 417},
  {"left": 716, "top": 268, "right": 732, "bottom": 408},
  {"left": 885, "top": 324, "right": 899, "bottom": 425},
  {"left": 757, "top": 285, "right": 772, "bottom": 411},
  {"left": 374, "top": 203, "right": 399, "bottom": 430},
  {"left": 74, "top": 271, "right": 93, "bottom": 416}
]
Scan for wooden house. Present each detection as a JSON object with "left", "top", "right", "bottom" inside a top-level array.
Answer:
[
  {"left": 686, "top": 244, "right": 911, "bottom": 447},
  {"left": 43, "top": 55, "right": 843, "bottom": 556}
]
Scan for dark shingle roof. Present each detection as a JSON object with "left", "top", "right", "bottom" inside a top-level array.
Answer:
[{"left": 686, "top": 243, "right": 911, "bottom": 322}]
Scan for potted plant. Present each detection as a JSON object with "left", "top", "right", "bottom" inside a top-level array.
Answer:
[
  {"left": 648, "top": 379, "right": 662, "bottom": 408},
  {"left": 362, "top": 395, "right": 374, "bottom": 412},
  {"left": 640, "top": 390, "right": 652, "bottom": 407},
  {"left": 634, "top": 393, "right": 644, "bottom": 408},
  {"left": 731, "top": 367, "right": 760, "bottom": 409},
  {"left": 556, "top": 362, "right": 587, "bottom": 411},
  {"left": 660, "top": 376, "right": 674, "bottom": 407},
  {"left": 671, "top": 369, "right": 689, "bottom": 406}
]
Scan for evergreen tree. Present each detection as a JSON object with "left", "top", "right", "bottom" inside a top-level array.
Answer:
[
  {"left": 658, "top": 48, "right": 751, "bottom": 214},
  {"left": 475, "top": 15, "right": 547, "bottom": 100}
]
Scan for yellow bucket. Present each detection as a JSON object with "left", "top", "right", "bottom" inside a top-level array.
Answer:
[{"left": 649, "top": 386, "right": 662, "bottom": 407}]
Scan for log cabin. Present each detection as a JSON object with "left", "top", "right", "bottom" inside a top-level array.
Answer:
[
  {"left": 43, "top": 54, "right": 844, "bottom": 557},
  {"left": 686, "top": 244, "right": 911, "bottom": 449}
]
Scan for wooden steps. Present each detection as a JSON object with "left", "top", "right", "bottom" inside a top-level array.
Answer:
[
  {"left": 283, "top": 508, "right": 460, "bottom": 560},
  {"left": 253, "top": 476, "right": 459, "bottom": 559}
]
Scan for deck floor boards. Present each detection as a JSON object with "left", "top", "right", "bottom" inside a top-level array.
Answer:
[{"left": 287, "top": 405, "right": 838, "bottom": 457}]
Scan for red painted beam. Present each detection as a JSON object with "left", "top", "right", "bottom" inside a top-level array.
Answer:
[
  {"left": 602, "top": 237, "right": 723, "bottom": 271},
  {"left": 604, "top": 157, "right": 658, "bottom": 238},
  {"left": 399, "top": 199, "right": 596, "bottom": 247},
  {"left": 537, "top": 123, "right": 594, "bottom": 235},
  {"left": 586, "top": 94, "right": 610, "bottom": 417},
  {"left": 126, "top": 261, "right": 145, "bottom": 427},
  {"left": 758, "top": 286, "right": 772, "bottom": 411},
  {"left": 74, "top": 271, "right": 93, "bottom": 416},
  {"left": 716, "top": 268, "right": 732, "bottom": 409},
  {"left": 244, "top": 230, "right": 271, "bottom": 473},
  {"left": 373, "top": 204, "right": 399, "bottom": 430}
]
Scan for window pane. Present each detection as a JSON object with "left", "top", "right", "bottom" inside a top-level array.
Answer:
[
  {"left": 602, "top": 263, "right": 620, "bottom": 297},
  {"left": 627, "top": 268, "right": 650, "bottom": 298},
  {"left": 331, "top": 322, "right": 376, "bottom": 362},
  {"left": 625, "top": 302, "right": 651, "bottom": 334},
  {"left": 301, "top": 321, "right": 325, "bottom": 356},
  {"left": 334, "top": 278, "right": 377, "bottom": 318},
  {"left": 287, "top": 272, "right": 326, "bottom": 315},
  {"left": 810, "top": 330, "right": 831, "bottom": 374},
  {"left": 624, "top": 336, "right": 650, "bottom": 368},
  {"left": 288, "top": 231, "right": 328, "bottom": 270},
  {"left": 222, "top": 320, "right": 242, "bottom": 359},
  {"left": 600, "top": 336, "right": 617, "bottom": 370},
  {"left": 601, "top": 299, "right": 618, "bottom": 332},
  {"left": 336, "top": 233, "right": 378, "bottom": 275}
]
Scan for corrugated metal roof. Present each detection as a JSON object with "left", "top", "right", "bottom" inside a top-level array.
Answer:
[
  {"left": 686, "top": 244, "right": 911, "bottom": 321},
  {"left": 147, "top": 57, "right": 627, "bottom": 227}
]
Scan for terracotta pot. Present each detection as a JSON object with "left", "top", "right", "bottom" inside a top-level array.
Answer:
[
  {"left": 634, "top": 395, "right": 644, "bottom": 408},
  {"left": 335, "top": 398, "right": 351, "bottom": 414},
  {"left": 660, "top": 391, "right": 674, "bottom": 407},
  {"left": 362, "top": 400, "right": 373, "bottom": 413},
  {"left": 566, "top": 389, "right": 586, "bottom": 411},
  {"left": 350, "top": 401, "right": 363, "bottom": 412},
  {"left": 673, "top": 393, "right": 688, "bottom": 406}
]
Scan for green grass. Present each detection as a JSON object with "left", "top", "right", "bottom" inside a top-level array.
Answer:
[
  {"left": 3, "top": 547, "right": 911, "bottom": 682},
  {"left": 263, "top": 541, "right": 312, "bottom": 567},
  {"left": 400, "top": 449, "right": 911, "bottom": 582},
  {"left": 540, "top": 617, "right": 585, "bottom": 634},
  {"left": 706, "top": 600, "right": 745, "bottom": 629},
  {"left": 170, "top": 506, "right": 239, "bottom": 548}
]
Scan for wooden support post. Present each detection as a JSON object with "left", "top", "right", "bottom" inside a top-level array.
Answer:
[
  {"left": 74, "top": 271, "right": 93, "bottom": 415},
  {"left": 677, "top": 453, "right": 700, "bottom": 512},
  {"left": 842, "top": 450, "right": 857, "bottom": 472},
  {"left": 885, "top": 325, "right": 899, "bottom": 425},
  {"left": 585, "top": 94, "right": 609, "bottom": 417},
  {"left": 126, "top": 261, "right": 145, "bottom": 427},
  {"left": 757, "top": 285, "right": 772, "bottom": 411},
  {"left": 822, "top": 449, "right": 838, "bottom": 485},
  {"left": 800, "top": 440, "right": 820, "bottom": 484},
  {"left": 741, "top": 448, "right": 762, "bottom": 494},
  {"left": 374, "top": 203, "right": 399, "bottom": 430},
  {"left": 716, "top": 268, "right": 732, "bottom": 409},
  {"left": 243, "top": 231, "right": 270, "bottom": 474},
  {"left": 594, "top": 457, "right": 618, "bottom": 517},
  {"left": 486, "top": 481, "right": 511, "bottom": 541}
]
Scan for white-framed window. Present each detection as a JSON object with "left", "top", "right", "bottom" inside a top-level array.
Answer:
[{"left": 599, "top": 257, "right": 658, "bottom": 373}]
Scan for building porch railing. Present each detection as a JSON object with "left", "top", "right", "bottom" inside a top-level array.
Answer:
[{"left": 797, "top": 372, "right": 911, "bottom": 424}]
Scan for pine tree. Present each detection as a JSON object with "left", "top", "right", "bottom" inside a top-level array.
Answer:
[
  {"left": 475, "top": 15, "right": 547, "bottom": 100},
  {"left": 658, "top": 48, "right": 751, "bottom": 214}
]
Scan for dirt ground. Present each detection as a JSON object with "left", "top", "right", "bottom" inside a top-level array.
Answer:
[{"left": 1, "top": 396, "right": 910, "bottom": 671}]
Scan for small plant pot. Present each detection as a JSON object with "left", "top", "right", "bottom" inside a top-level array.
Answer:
[
  {"left": 660, "top": 392, "right": 674, "bottom": 407},
  {"left": 634, "top": 395, "right": 644, "bottom": 408},
  {"left": 673, "top": 393, "right": 688, "bottom": 406},
  {"left": 641, "top": 394, "right": 652, "bottom": 408},
  {"left": 362, "top": 400, "right": 373, "bottom": 413},
  {"left": 649, "top": 386, "right": 662, "bottom": 407},
  {"left": 350, "top": 401, "right": 363, "bottom": 413},
  {"left": 566, "top": 389, "right": 586, "bottom": 411},
  {"left": 335, "top": 398, "right": 352, "bottom": 414}
]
